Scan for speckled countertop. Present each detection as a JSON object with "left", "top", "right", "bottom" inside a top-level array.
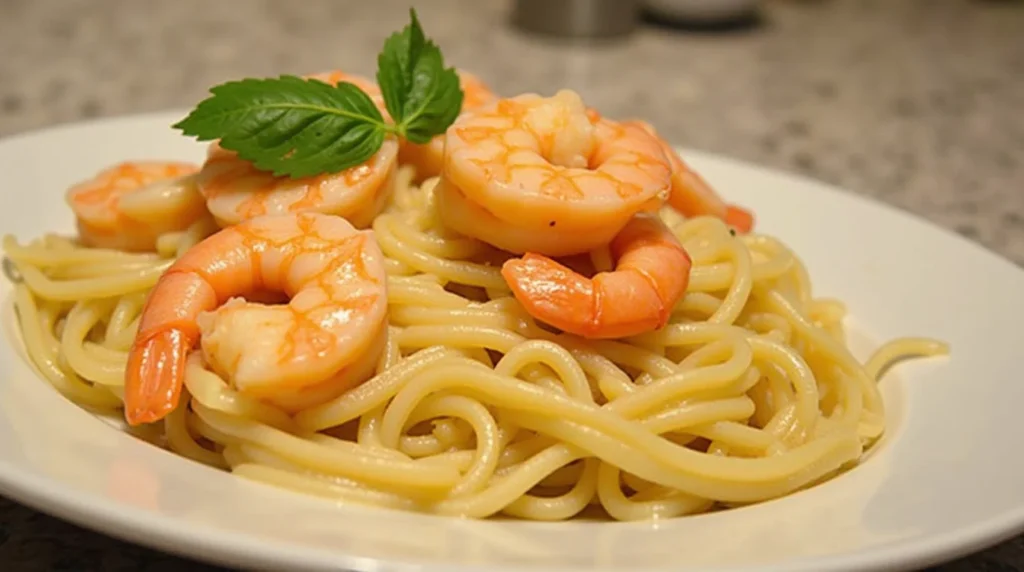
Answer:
[{"left": 0, "top": 0, "right": 1022, "bottom": 570}]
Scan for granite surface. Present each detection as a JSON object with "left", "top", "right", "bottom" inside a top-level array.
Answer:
[{"left": 0, "top": 0, "right": 1022, "bottom": 570}]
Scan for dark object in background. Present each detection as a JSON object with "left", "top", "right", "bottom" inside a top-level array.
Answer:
[
  {"left": 511, "top": 0, "right": 640, "bottom": 39},
  {"left": 641, "top": 0, "right": 764, "bottom": 32}
]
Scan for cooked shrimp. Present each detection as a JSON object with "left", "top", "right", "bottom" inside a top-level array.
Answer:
[
  {"left": 626, "top": 120, "right": 754, "bottom": 234},
  {"left": 398, "top": 70, "right": 498, "bottom": 183},
  {"left": 439, "top": 89, "right": 672, "bottom": 257},
  {"left": 66, "top": 161, "right": 206, "bottom": 252},
  {"left": 195, "top": 70, "right": 398, "bottom": 228},
  {"left": 123, "top": 212, "right": 389, "bottom": 426},
  {"left": 501, "top": 213, "right": 691, "bottom": 339}
]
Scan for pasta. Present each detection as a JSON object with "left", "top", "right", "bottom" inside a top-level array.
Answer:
[{"left": 2, "top": 164, "right": 948, "bottom": 522}]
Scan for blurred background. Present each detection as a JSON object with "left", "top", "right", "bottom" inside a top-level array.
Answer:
[
  {"left": 1, "top": 0, "right": 1022, "bottom": 265},
  {"left": 0, "top": 0, "right": 1022, "bottom": 569}
]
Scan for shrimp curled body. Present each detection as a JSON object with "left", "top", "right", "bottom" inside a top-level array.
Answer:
[
  {"left": 501, "top": 213, "right": 691, "bottom": 339},
  {"left": 438, "top": 89, "right": 673, "bottom": 257},
  {"left": 195, "top": 71, "right": 398, "bottom": 229},
  {"left": 66, "top": 161, "right": 206, "bottom": 252},
  {"left": 124, "top": 212, "right": 389, "bottom": 426}
]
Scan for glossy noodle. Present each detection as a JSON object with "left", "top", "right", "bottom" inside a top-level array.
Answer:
[{"left": 2, "top": 159, "right": 948, "bottom": 521}]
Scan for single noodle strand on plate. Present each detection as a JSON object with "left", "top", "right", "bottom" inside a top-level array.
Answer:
[{"left": 2, "top": 162, "right": 948, "bottom": 522}]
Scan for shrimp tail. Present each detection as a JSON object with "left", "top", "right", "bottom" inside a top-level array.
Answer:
[
  {"left": 124, "top": 328, "right": 193, "bottom": 426},
  {"left": 503, "top": 214, "right": 692, "bottom": 340},
  {"left": 725, "top": 205, "right": 755, "bottom": 234},
  {"left": 502, "top": 254, "right": 603, "bottom": 338}
]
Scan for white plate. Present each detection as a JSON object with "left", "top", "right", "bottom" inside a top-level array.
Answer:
[{"left": 1, "top": 111, "right": 1023, "bottom": 572}]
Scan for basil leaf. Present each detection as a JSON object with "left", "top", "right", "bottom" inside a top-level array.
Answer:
[
  {"left": 173, "top": 75, "right": 388, "bottom": 179},
  {"left": 402, "top": 47, "right": 463, "bottom": 144},
  {"left": 377, "top": 8, "right": 464, "bottom": 144},
  {"left": 376, "top": 8, "right": 426, "bottom": 127},
  {"left": 174, "top": 9, "right": 465, "bottom": 179}
]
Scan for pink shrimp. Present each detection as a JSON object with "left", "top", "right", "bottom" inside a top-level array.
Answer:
[
  {"left": 66, "top": 161, "right": 206, "bottom": 252},
  {"left": 123, "top": 212, "right": 388, "bottom": 426},
  {"left": 438, "top": 89, "right": 673, "bottom": 257},
  {"left": 501, "top": 212, "right": 691, "bottom": 339},
  {"left": 194, "top": 71, "right": 398, "bottom": 229},
  {"left": 625, "top": 120, "right": 754, "bottom": 233}
]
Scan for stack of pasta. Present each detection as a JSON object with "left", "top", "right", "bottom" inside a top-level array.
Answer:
[{"left": 2, "top": 162, "right": 947, "bottom": 521}]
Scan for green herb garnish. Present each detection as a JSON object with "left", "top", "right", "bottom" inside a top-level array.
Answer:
[
  {"left": 377, "top": 9, "right": 463, "bottom": 146},
  {"left": 172, "top": 8, "right": 463, "bottom": 179}
]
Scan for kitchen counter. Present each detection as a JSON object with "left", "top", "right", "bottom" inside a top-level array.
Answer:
[{"left": 0, "top": 0, "right": 1022, "bottom": 570}]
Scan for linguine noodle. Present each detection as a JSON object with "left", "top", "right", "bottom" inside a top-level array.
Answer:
[{"left": 2, "top": 165, "right": 948, "bottom": 521}]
